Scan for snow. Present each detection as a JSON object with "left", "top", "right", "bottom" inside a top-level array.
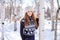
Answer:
[
  {"left": 44, "top": 20, "right": 60, "bottom": 40},
  {"left": 0, "top": 19, "right": 60, "bottom": 40},
  {"left": 0, "top": 20, "right": 22, "bottom": 40}
]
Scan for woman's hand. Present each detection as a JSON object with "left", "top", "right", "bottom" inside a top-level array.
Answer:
[{"left": 36, "top": 13, "right": 40, "bottom": 18}]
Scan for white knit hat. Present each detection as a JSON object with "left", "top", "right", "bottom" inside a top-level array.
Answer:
[{"left": 25, "top": 6, "right": 34, "bottom": 13}]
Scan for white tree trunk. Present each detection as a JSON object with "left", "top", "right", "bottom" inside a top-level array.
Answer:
[
  {"left": 1, "top": 1, "right": 5, "bottom": 40},
  {"left": 39, "top": 0, "right": 44, "bottom": 40},
  {"left": 14, "top": 0, "right": 17, "bottom": 31},
  {"left": 50, "top": 0, "right": 55, "bottom": 31}
]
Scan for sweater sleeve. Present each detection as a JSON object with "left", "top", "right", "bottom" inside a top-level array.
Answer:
[{"left": 20, "top": 19, "right": 24, "bottom": 39}]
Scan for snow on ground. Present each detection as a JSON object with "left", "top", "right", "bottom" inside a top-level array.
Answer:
[
  {"left": 0, "top": 19, "right": 60, "bottom": 40},
  {"left": 44, "top": 20, "right": 60, "bottom": 40},
  {"left": 0, "top": 20, "right": 22, "bottom": 40}
]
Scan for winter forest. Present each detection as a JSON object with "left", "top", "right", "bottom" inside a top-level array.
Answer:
[{"left": 0, "top": 0, "right": 60, "bottom": 40}]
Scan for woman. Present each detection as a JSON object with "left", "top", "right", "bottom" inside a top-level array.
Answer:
[{"left": 20, "top": 9, "right": 39, "bottom": 40}]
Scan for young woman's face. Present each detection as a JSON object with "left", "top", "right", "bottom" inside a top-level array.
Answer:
[{"left": 27, "top": 11, "right": 33, "bottom": 16}]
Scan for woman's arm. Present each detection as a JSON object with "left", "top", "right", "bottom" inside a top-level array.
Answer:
[
  {"left": 36, "top": 13, "right": 40, "bottom": 26},
  {"left": 36, "top": 18, "right": 39, "bottom": 26},
  {"left": 20, "top": 19, "right": 24, "bottom": 39}
]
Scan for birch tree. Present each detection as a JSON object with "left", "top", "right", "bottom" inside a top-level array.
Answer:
[
  {"left": 39, "top": 0, "right": 44, "bottom": 40},
  {"left": 54, "top": 0, "right": 59, "bottom": 40},
  {"left": 1, "top": 0, "right": 5, "bottom": 40},
  {"left": 50, "top": 0, "right": 55, "bottom": 31}
]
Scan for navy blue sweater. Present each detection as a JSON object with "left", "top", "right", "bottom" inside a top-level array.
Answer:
[{"left": 20, "top": 18, "right": 39, "bottom": 39}]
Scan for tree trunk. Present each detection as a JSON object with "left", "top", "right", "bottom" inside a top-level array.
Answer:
[
  {"left": 1, "top": 1, "right": 5, "bottom": 40},
  {"left": 39, "top": 0, "right": 44, "bottom": 40}
]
